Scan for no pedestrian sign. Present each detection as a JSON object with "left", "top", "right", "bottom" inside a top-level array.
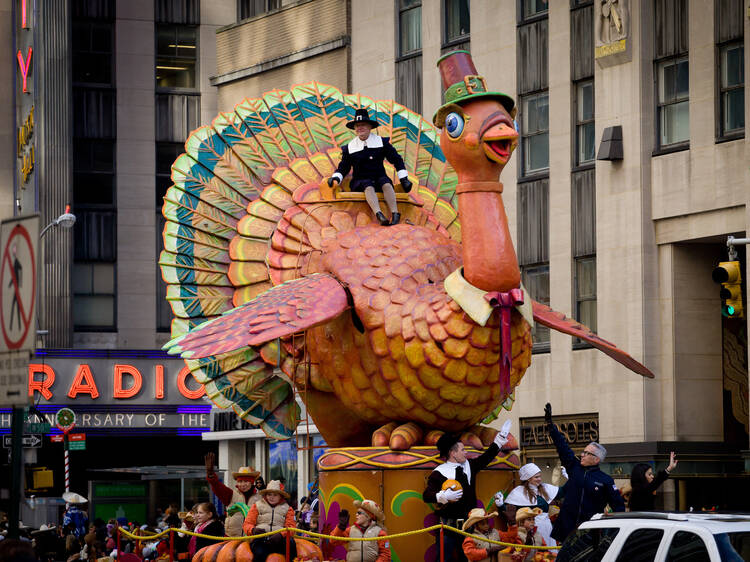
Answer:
[{"left": 0, "top": 215, "right": 38, "bottom": 353}]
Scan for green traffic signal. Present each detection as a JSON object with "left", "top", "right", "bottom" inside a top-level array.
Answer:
[{"left": 713, "top": 261, "right": 743, "bottom": 319}]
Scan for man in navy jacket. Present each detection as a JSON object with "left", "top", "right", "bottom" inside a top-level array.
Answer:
[
  {"left": 544, "top": 403, "right": 625, "bottom": 543},
  {"left": 328, "top": 108, "right": 412, "bottom": 226}
]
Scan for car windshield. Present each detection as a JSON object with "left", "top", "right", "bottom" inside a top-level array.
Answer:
[
  {"left": 715, "top": 532, "right": 750, "bottom": 561},
  {"left": 557, "top": 527, "right": 620, "bottom": 562}
]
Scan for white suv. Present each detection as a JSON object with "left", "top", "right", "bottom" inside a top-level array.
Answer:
[{"left": 556, "top": 512, "right": 750, "bottom": 561}]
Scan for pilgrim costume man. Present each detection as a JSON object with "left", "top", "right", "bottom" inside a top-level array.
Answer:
[
  {"left": 422, "top": 420, "right": 512, "bottom": 562},
  {"left": 328, "top": 108, "right": 413, "bottom": 225}
]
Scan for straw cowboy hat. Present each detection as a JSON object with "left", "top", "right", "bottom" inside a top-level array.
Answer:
[
  {"left": 63, "top": 492, "right": 88, "bottom": 504},
  {"left": 353, "top": 499, "right": 385, "bottom": 523},
  {"left": 232, "top": 466, "right": 260, "bottom": 480},
  {"left": 515, "top": 507, "right": 542, "bottom": 522},
  {"left": 259, "top": 480, "right": 290, "bottom": 500},
  {"left": 462, "top": 508, "right": 497, "bottom": 531}
]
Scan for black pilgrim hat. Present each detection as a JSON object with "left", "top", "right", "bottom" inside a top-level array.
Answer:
[{"left": 346, "top": 108, "right": 379, "bottom": 129}]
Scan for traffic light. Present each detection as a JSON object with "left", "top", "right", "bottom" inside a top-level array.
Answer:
[{"left": 712, "top": 261, "right": 743, "bottom": 318}]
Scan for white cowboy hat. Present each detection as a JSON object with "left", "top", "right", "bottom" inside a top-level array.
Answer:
[
  {"left": 259, "top": 480, "right": 290, "bottom": 500},
  {"left": 63, "top": 491, "right": 88, "bottom": 504},
  {"left": 353, "top": 499, "right": 385, "bottom": 523}
]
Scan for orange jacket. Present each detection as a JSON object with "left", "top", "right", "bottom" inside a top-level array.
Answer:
[{"left": 462, "top": 526, "right": 521, "bottom": 561}]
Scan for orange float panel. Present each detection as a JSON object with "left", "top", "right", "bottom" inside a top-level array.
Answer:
[{"left": 318, "top": 446, "right": 519, "bottom": 562}]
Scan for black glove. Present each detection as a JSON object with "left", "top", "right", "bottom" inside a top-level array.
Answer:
[
  {"left": 400, "top": 177, "right": 413, "bottom": 192},
  {"left": 338, "top": 509, "right": 349, "bottom": 530},
  {"left": 544, "top": 403, "right": 552, "bottom": 424},
  {"left": 328, "top": 176, "right": 338, "bottom": 187}
]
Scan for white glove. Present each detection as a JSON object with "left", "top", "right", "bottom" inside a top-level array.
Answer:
[
  {"left": 561, "top": 466, "right": 569, "bottom": 480},
  {"left": 494, "top": 491, "right": 504, "bottom": 507},
  {"left": 436, "top": 487, "right": 464, "bottom": 504},
  {"left": 493, "top": 420, "right": 512, "bottom": 448}
]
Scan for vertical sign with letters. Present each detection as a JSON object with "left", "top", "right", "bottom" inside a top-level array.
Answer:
[{"left": 14, "top": 0, "right": 36, "bottom": 212}]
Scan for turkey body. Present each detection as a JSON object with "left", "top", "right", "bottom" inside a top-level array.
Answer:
[{"left": 298, "top": 222, "right": 532, "bottom": 443}]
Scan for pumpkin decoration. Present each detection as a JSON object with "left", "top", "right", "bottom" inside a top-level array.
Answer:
[{"left": 192, "top": 537, "right": 322, "bottom": 561}]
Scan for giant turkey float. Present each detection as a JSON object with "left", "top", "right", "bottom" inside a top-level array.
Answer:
[{"left": 161, "top": 51, "right": 652, "bottom": 561}]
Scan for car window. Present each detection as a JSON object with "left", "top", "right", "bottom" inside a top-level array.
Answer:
[
  {"left": 716, "top": 532, "right": 750, "bottom": 562},
  {"left": 556, "top": 527, "right": 620, "bottom": 562},
  {"left": 615, "top": 528, "right": 665, "bottom": 561},
  {"left": 666, "top": 531, "right": 711, "bottom": 561}
]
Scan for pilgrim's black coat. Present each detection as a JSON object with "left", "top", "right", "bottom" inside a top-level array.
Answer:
[{"left": 334, "top": 135, "right": 407, "bottom": 192}]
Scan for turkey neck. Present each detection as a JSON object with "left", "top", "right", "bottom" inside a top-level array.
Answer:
[{"left": 456, "top": 181, "right": 520, "bottom": 293}]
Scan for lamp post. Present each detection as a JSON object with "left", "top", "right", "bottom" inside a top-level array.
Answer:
[{"left": 7, "top": 206, "right": 75, "bottom": 540}]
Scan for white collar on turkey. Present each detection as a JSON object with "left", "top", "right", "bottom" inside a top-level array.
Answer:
[
  {"left": 435, "top": 459, "right": 471, "bottom": 483},
  {"left": 348, "top": 133, "right": 383, "bottom": 153},
  {"left": 444, "top": 267, "right": 534, "bottom": 328},
  {"left": 504, "top": 483, "right": 559, "bottom": 506}
]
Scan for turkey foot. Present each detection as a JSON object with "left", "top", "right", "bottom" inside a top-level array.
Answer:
[{"left": 371, "top": 422, "right": 423, "bottom": 450}]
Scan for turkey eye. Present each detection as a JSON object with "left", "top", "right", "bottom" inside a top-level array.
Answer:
[{"left": 445, "top": 112, "right": 464, "bottom": 138}]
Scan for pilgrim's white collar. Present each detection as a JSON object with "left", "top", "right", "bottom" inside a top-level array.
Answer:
[
  {"left": 435, "top": 459, "right": 472, "bottom": 482},
  {"left": 348, "top": 133, "right": 383, "bottom": 153}
]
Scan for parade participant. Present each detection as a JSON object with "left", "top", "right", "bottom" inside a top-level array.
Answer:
[
  {"left": 515, "top": 508, "right": 545, "bottom": 562},
  {"left": 204, "top": 452, "right": 261, "bottom": 537},
  {"left": 331, "top": 500, "right": 390, "bottom": 562},
  {"left": 461, "top": 508, "right": 519, "bottom": 562},
  {"left": 423, "top": 420, "right": 512, "bottom": 562},
  {"left": 328, "top": 108, "right": 413, "bottom": 225},
  {"left": 188, "top": 502, "right": 224, "bottom": 557},
  {"left": 503, "top": 462, "right": 559, "bottom": 545},
  {"left": 629, "top": 452, "right": 678, "bottom": 511},
  {"left": 62, "top": 493, "right": 89, "bottom": 539},
  {"left": 544, "top": 403, "right": 625, "bottom": 542},
  {"left": 242, "top": 480, "right": 297, "bottom": 562}
]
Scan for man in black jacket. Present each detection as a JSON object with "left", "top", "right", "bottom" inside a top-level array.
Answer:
[
  {"left": 423, "top": 420, "right": 511, "bottom": 562},
  {"left": 328, "top": 108, "right": 413, "bottom": 225},
  {"left": 544, "top": 403, "right": 625, "bottom": 543}
]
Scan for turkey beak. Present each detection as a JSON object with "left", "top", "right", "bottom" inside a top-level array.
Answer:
[{"left": 481, "top": 122, "right": 519, "bottom": 165}]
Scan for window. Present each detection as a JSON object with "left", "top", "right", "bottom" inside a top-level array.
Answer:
[
  {"left": 522, "top": 92, "right": 549, "bottom": 173},
  {"left": 657, "top": 56, "right": 689, "bottom": 147},
  {"left": 522, "top": 0, "right": 548, "bottom": 20},
  {"left": 396, "top": 0, "right": 422, "bottom": 113},
  {"left": 719, "top": 42, "right": 744, "bottom": 137},
  {"left": 556, "top": 527, "right": 619, "bottom": 562},
  {"left": 615, "top": 528, "right": 664, "bottom": 561},
  {"left": 238, "top": 0, "right": 279, "bottom": 20},
  {"left": 572, "top": 169, "right": 596, "bottom": 347},
  {"left": 518, "top": 179, "right": 549, "bottom": 351},
  {"left": 156, "top": 25, "right": 198, "bottom": 89},
  {"left": 518, "top": 15, "right": 548, "bottom": 176},
  {"left": 154, "top": 92, "right": 200, "bottom": 331},
  {"left": 399, "top": 0, "right": 422, "bottom": 56},
  {"left": 716, "top": 0, "right": 744, "bottom": 140},
  {"left": 73, "top": 6, "right": 116, "bottom": 331},
  {"left": 156, "top": 0, "right": 199, "bottom": 24},
  {"left": 666, "top": 531, "right": 711, "bottom": 561},
  {"left": 444, "top": 0, "right": 469, "bottom": 45},
  {"left": 715, "top": 532, "right": 750, "bottom": 560},
  {"left": 576, "top": 80, "right": 595, "bottom": 165},
  {"left": 307, "top": 434, "right": 327, "bottom": 482},
  {"left": 654, "top": 0, "right": 688, "bottom": 150},
  {"left": 72, "top": 21, "right": 114, "bottom": 85}
]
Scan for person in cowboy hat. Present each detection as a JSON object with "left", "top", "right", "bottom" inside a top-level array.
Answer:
[
  {"left": 331, "top": 499, "right": 390, "bottom": 562},
  {"left": 203, "top": 452, "right": 261, "bottom": 538},
  {"left": 62, "top": 492, "right": 89, "bottom": 539},
  {"left": 423, "top": 420, "right": 512, "bottom": 562},
  {"left": 328, "top": 107, "right": 413, "bottom": 225},
  {"left": 514, "top": 507, "right": 546, "bottom": 562},
  {"left": 461, "top": 508, "right": 521, "bottom": 562},
  {"left": 242, "top": 480, "right": 297, "bottom": 562}
]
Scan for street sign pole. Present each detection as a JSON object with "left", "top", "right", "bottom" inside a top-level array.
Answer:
[{"left": 8, "top": 407, "right": 24, "bottom": 539}]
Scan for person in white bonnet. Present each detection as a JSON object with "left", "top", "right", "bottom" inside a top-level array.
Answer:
[{"left": 496, "top": 462, "right": 559, "bottom": 546}]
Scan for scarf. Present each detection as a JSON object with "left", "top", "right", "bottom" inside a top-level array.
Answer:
[{"left": 188, "top": 519, "right": 211, "bottom": 557}]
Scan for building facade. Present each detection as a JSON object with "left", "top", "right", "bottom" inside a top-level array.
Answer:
[{"left": 344, "top": 0, "right": 749, "bottom": 510}]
